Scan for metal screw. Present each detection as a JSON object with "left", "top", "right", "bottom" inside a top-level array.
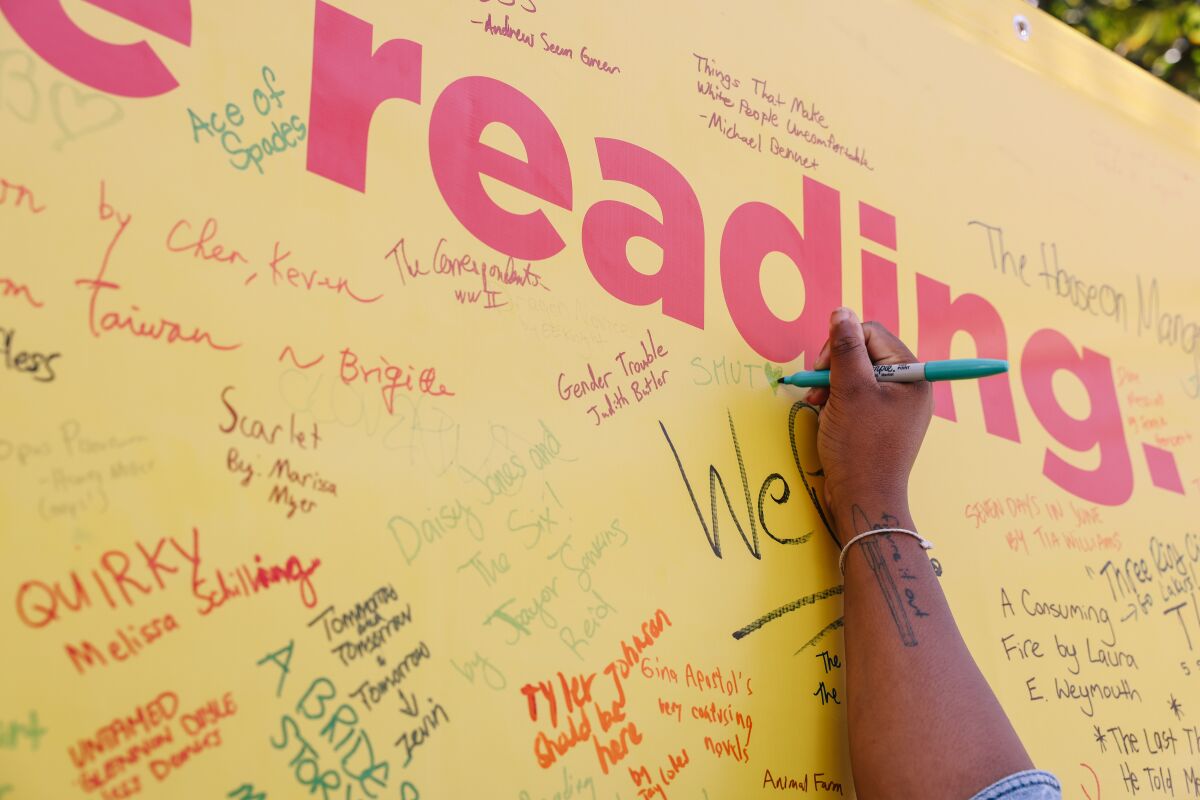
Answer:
[{"left": 1014, "top": 14, "right": 1032, "bottom": 41}]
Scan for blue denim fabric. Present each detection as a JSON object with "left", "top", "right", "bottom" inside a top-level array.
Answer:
[{"left": 969, "top": 770, "right": 1062, "bottom": 800}]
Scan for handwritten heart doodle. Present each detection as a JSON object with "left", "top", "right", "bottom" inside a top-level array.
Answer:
[
  {"left": 763, "top": 362, "right": 785, "bottom": 388},
  {"left": 50, "top": 83, "right": 123, "bottom": 150}
]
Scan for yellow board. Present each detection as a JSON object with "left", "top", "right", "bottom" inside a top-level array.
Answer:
[{"left": 2, "top": 1, "right": 1199, "bottom": 797}]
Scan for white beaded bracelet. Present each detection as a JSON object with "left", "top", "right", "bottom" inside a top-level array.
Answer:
[{"left": 838, "top": 527, "right": 933, "bottom": 575}]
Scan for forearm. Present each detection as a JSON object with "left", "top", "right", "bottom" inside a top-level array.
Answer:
[{"left": 836, "top": 496, "right": 1033, "bottom": 800}]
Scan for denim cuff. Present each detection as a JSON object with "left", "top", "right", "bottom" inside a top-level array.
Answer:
[{"left": 969, "top": 769, "right": 1062, "bottom": 800}]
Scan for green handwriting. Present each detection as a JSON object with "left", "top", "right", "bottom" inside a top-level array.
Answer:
[
  {"left": 186, "top": 66, "right": 307, "bottom": 175},
  {"left": 0, "top": 710, "right": 47, "bottom": 751}
]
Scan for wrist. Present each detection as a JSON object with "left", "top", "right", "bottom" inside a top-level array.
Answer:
[
  {"left": 825, "top": 474, "right": 906, "bottom": 513},
  {"left": 828, "top": 493, "right": 914, "bottom": 546}
]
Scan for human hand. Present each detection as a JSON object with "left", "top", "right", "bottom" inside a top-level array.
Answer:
[{"left": 805, "top": 308, "right": 932, "bottom": 544}]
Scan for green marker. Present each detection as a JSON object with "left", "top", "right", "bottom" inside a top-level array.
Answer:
[{"left": 776, "top": 358, "right": 1008, "bottom": 388}]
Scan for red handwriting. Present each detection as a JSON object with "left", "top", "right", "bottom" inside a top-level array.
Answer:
[
  {"left": 523, "top": 609, "right": 671, "bottom": 775},
  {"left": 479, "top": 0, "right": 537, "bottom": 13},
  {"left": 13, "top": 527, "right": 323, "bottom": 631},
  {"left": 385, "top": 235, "right": 549, "bottom": 309},
  {"left": 1115, "top": 366, "right": 1140, "bottom": 386},
  {"left": 555, "top": 330, "right": 669, "bottom": 426},
  {"left": 69, "top": 691, "right": 179, "bottom": 769},
  {"left": 629, "top": 748, "right": 690, "bottom": 800},
  {"left": 166, "top": 217, "right": 249, "bottom": 265},
  {"left": 604, "top": 608, "right": 672, "bottom": 681},
  {"left": 1080, "top": 761, "right": 1100, "bottom": 800},
  {"left": 339, "top": 347, "right": 455, "bottom": 413},
  {"left": 219, "top": 385, "right": 322, "bottom": 449},
  {"left": 75, "top": 182, "right": 241, "bottom": 352},
  {"left": 196, "top": 552, "right": 323, "bottom": 615},
  {"left": 0, "top": 177, "right": 46, "bottom": 214},
  {"left": 1126, "top": 390, "right": 1164, "bottom": 407},
  {"left": 65, "top": 612, "right": 181, "bottom": 675},
  {"left": 149, "top": 714, "right": 227, "bottom": 784},
  {"left": 963, "top": 494, "right": 1059, "bottom": 529},
  {"left": 163, "top": 217, "right": 382, "bottom": 307},
  {"left": 0, "top": 277, "right": 45, "bottom": 309},
  {"left": 268, "top": 241, "right": 382, "bottom": 303},
  {"left": 278, "top": 345, "right": 325, "bottom": 369},
  {"left": 592, "top": 701, "right": 642, "bottom": 776},
  {"left": 524, "top": 672, "right": 597, "bottom": 729},
  {"left": 558, "top": 362, "right": 612, "bottom": 401}
]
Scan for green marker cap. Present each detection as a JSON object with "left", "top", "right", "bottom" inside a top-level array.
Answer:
[{"left": 923, "top": 358, "right": 1009, "bottom": 381}]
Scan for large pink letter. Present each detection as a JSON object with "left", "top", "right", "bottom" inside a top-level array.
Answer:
[
  {"left": 307, "top": 1, "right": 422, "bottom": 192},
  {"left": 915, "top": 275, "right": 1020, "bottom": 442},
  {"left": 429, "top": 76, "right": 571, "bottom": 261},
  {"left": 0, "top": 0, "right": 190, "bottom": 97},
  {"left": 718, "top": 178, "right": 841, "bottom": 364},
  {"left": 1021, "top": 328, "right": 1132, "bottom": 506},
  {"left": 859, "top": 201, "right": 900, "bottom": 333},
  {"left": 582, "top": 138, "right": 704, "bottom": 328}
]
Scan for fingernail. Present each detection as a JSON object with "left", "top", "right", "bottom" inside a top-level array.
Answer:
[
  {"left": 803, "top": 389, "right": 815, "bottom": 404},
  {"left": 831, "top": 307, "right": 850, "bottom": 325}
]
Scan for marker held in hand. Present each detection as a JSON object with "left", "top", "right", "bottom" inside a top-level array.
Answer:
[{"left": 775, "top": 358, "right": 1008, "bottom": 388}]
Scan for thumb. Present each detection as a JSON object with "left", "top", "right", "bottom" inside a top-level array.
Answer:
[{"left": 827, "top": 307, "right": 874, "bottom": 391}]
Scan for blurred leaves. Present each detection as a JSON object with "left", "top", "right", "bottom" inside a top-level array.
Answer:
[{"left": 1036, "top": 0, "right": 1200, "bottom": 99}]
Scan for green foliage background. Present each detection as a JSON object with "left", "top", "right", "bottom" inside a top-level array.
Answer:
[{"left": 1037, "top": 0, "right": 1200, "bottom": 99}]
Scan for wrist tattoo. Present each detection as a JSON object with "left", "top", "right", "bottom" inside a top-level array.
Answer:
[{"left": 849, "top": 505, "right": 930, "bottom": 646}]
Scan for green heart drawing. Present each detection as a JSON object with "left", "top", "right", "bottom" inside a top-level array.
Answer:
[
  {"left": 50, "top": 82, "right": 124, "bottom": 151},
  {"left": 764, "top": 362, "right": 785, "bottom": 393}
]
